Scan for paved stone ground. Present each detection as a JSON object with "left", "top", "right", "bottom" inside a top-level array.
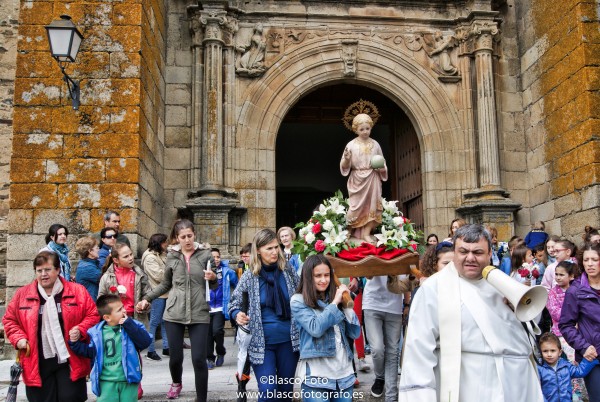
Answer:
[{"left": 0, "top": 336, "right": 384, "bottom": 401}]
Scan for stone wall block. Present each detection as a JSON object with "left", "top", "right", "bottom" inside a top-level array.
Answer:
[
  {"left": 69, "top": 158, "right": 106, "bottom": 182},
  {"left": 8, "top": 210, "right": 33, "bottom": 234},
  {"left": 165, "top": 126, "right": 191, "bottom": 148},
  {"left": 531, "top": 200, "right": 555, "bottom": 223},
  {"left": 32, "top": 209, "right": 91, "bottom": 234},
  {"left": 110, "top": 52, "right": 141, "bottom": 79},
  {"left": 17, "top": 25, "right": 48, "bottom": 51},
  {"left": 6, "top": 261, "right": 36, "bottom": 287},
  {"left": 100, "top": 183, "right": 139, "bottom": 209},
  {"left": 51, "top": 106, "right": 111, "bottom": 134},
  {"left": 574, "top": 163, "right": 600, "bottom": 190},
  {"left": 106, "top": 158, "right": 140, "bottom": 182},
  {"left": 45, "top": 159, "right": 71, "bottom": 183},
  {"left": 85, "top": 25, "right": 142, "bottom": 53},
  {"left": 71, "top": 52, "right": 111, "bottom": 80},
  {"left": 64, "top": 134, "right": 140, "bottom": 158},
  {"left": 562, "top": 208, "right": 600, "bottom": 239},
  {"left": 19, "top": 2, "right": 54, "bottom": 25},
  {"left": 15, "top": 51, "right": 55, "bottom": 79},
  {"left": 113, "top": 3, "right": 143, "bottom": 26},
  {"left": 165, "top": 84, "right": 191, "bottom": 105},
  {"left": 10, "top": 184, "right": 57, "bottom": 209},
  {"left": 58, "top": 184, "right": 102, "bottom": 208},
  {"left": 12, "top": 108, "right": 52, "bottom": 134},
  {"left": 581, "top": 184, "right": 600, "bottom": 210},
  {"left": 112, "top": 79, "right": 141, "bottom": 106},
  {"left": 10, "top": 158, "right": 45, "bottom": 183},
  {"left": 554, "top": 192, "right": 582, "bottom": 218},
  {"left": 551, "top": 174, "right": 574, "bottom": 198},
  {"left": 7, "top": 234, "right": 46, "bottom": 260},
  {"left": 14, "top": 78, "right": 62, "bottom": 107},
  {"left": 108, "top": 107, "right": 140, "bottom": 133}
]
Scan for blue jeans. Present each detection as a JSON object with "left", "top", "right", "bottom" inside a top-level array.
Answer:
[
  {"left": 364, "top": 309, "right": 402, "bottom": 402},
  {"left": 252, "top": 341, "right": 299, "bottom": 402},
  {"left": 585, "top": 364, "right": 600, "bottom": 402},
  {"left": 148, "top": 298, "right": 168, "bottom": 353},
  {"left": 301, "top": 383, "right": 354, "bottom": 402}
]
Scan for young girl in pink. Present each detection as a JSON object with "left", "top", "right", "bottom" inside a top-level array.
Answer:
[{"left": 546, "top": 261, "right": 587, "bottom": 402}]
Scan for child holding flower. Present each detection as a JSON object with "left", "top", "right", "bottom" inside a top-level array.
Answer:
[
  {"left": 510, "top": 244, "right": 539, "bottom": 286},
  {"left": 340, "top": 113, "right": 388, "bottom": 245},
  {"left": 98, "top": 243, "right": 151, "bottom": 322}
]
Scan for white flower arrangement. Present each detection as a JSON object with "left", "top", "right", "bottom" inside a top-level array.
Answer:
[
  {"left": 117, "top": 285, "right": 127, "bottom": 295},
  {"left": 293, "top": 190, "right": 421, "bottom": 260}
]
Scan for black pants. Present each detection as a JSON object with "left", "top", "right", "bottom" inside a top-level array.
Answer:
[
  {"left": 165, "top": 321, "right": 210, "bottom": 402},
  {"left": 207, "top": 311, "right": 226, "bottom": 361},
  {"left": 25, "top": 357, "right": 87, "bottom": 402}
]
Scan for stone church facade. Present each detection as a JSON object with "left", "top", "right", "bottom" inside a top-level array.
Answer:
[{"left": 0, "top": 0, "right": 598, "bottom": 302}]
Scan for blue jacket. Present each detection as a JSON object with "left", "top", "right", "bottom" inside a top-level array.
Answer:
[
  {"left": 75, "top": 258, "right": 101, "bottom": 301},
  {"left": 98, "top": 243, "right": 111, "bottom": 269},
  {"left": 290, "top": 293, "right": 360, "bottom": 360},
  {"left": 69, "top": 317, "right": 152, "bottom": 396},
  {"left": 537, "top": 357, "right": 598, "bottom": 402},
  {"left": 208, "top": 261, "right": 238, "bottom": 319},
  {"left": 499, "top": 255, "right": 512, "bottom": 275}
]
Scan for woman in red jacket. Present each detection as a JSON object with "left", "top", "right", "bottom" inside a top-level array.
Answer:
[{"left": 2, "top": 251, "right": 99, "bottom": 402}]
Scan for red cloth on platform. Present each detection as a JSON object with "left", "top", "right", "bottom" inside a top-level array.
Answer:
[{"left": 336, "top": 243, "right": 413, "bottom": 261}]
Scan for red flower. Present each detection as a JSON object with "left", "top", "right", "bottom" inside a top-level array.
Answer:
[
  {"left": 312, "top": 222, "right": 322, "bottom": 234},
  {"left": 532, "top": 269, "right": 540, "bottom": 279},
  {"left": 410, "top": 243, "right": 418, "bottom": 251},
  {"left": 314, "top": 240, "right": 326, "bottom": 252},
  {"left": 519, "top": 268, "right": 530, "bottom": 278},
  {"left": 109, "top": 286, "right": 117, "bottom": 293}
]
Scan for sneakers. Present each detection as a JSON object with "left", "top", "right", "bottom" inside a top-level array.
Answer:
[
  {"left": 166, "top": 383, "right": 182, "bottom": 399},
  {"left": 364, "top": 344, "right": 372, "bottom": 355},
  {"left": 371, "top": 378, "right": 385, "bottom": 398},
  {"left": 146, "top": 351, "right": 162, "bottom": 361},
  {"left": 207, "top": 359, "right": 215, "bottom": 370},
  {"left": 162, "top": 348, "right": 170, "bottom": 356},
  {"left": 215, "top": 354, "right": 225, "bottom": 367},
  {"left": 357, "top": 358, "right": 371, "bottom": 372}
]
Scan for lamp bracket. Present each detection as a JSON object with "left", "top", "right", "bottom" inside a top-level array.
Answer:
[{"left": 58, "top": 62, "right": 80, "bottom": 110}]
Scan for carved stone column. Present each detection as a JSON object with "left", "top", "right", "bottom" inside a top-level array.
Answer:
[
  {"left": 199, "top": 9, "right": 227, "bottom": 196},
  {"left": 183, "top": 3, "right": 244, "bottom": 256},
  {"left": 456, "top": 19, "right": 521, "bottom": 238},
  {"left": 473, "top": 22, "right": 501, "bottom": 189}
]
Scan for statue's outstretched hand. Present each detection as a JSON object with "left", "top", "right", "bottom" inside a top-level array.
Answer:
[{"left": 343, "top": 148, "right": 352, "bottom": 161}]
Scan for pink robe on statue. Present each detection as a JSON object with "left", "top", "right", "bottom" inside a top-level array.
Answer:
[{"left": 340, "top": 138, "right": 388, "bottom": 229}]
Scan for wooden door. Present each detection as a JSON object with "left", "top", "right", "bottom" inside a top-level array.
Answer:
[{"left": 394, "top": 118, "right": 423, "bottom": 231}]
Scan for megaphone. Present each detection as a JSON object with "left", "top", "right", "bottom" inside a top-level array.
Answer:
[{"left": 482, "top": 266, "right": 548, "bottom": 322}]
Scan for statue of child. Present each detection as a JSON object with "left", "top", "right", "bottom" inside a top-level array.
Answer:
[{"left": 340, "top": 113, "right": 388, "bottom": 245}]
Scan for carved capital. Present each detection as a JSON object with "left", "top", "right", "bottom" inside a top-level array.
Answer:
[
  {"left": 200, "top": 10, "right": 228, "bottom": 44},
  {"left": 189, "top": 14, "right": 204, "bottom": 47},
  {"left": 456, "top": 21, "right": 500, "bottom": 53}
]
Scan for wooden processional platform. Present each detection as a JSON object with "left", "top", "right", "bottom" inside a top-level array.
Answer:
[{"left": 325, "top": 251, "right": 419, "bottom": 278}]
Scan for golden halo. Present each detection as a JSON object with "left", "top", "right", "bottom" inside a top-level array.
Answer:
[{"left": 342, "top": 99, "right": 381, "bottom": 131}]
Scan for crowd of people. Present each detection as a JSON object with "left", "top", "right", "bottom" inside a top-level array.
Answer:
[{"left": 2, "top": 209, "right": 600, "bottom": 402}]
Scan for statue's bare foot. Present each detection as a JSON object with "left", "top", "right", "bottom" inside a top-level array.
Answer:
[
  {"left": 349, "top": 236, "right": 363, "bottom": 246},
  {"left": 363, "top": 235, "right": 377, "bottom": 245}
]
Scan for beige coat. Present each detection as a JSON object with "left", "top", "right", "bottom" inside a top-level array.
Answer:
[
  {"left": 141, "top": 249, "right": 169, "bottom": 299},
  {"left": 98, "top": 264, "right": 150, "bottom": 322}
]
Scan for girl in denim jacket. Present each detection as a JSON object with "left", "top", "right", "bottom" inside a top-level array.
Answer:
[{"left": 291, "top": 255, "right": 361, "bottom": 402}]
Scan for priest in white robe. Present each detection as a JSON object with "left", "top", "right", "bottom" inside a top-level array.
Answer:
[{"left": 399, "top": 224, "right": 543, "bottom": 402}]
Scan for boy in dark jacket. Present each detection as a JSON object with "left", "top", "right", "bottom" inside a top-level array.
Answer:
[
  {"left": 537, "top": 333, "right": 598, "bottom": 402},
  {"left": 69, "top": 294, "right": 152, "bottom": 402}
]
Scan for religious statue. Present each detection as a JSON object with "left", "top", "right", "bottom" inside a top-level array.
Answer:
[
  {"left": 340, "top": 113, "right": 388, "bottom": 245},
  {"left": 236, "top": 23, "right": 267, "bottom": 77},
  {"left": 422, "top": 31, "right": 459, "bottom": 76}
]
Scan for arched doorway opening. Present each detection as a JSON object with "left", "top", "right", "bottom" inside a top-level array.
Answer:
[{"left": 275, "top": 84, "right": 423, "bottom": 231}]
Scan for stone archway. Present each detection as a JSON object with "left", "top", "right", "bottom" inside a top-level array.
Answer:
[{"left": 232, "top": 38, "right": 468, "bottom": 240}]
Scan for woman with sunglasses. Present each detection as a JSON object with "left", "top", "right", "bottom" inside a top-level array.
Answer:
[{"left": 98, "top": 227, "right": 118, "bottom": 269}]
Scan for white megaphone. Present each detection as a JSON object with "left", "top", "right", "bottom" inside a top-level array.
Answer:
[{"left": 482, "top": 266, "right": 548, "bottom": 322}]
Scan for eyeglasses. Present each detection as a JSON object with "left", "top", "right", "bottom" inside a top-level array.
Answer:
[{"left": 103, "top": 234, "right": 117, "bottom": 239}]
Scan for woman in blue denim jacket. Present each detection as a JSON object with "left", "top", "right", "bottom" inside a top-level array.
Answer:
[{"left": 291, "top": 255, "right": 361, "bottom": 402}]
